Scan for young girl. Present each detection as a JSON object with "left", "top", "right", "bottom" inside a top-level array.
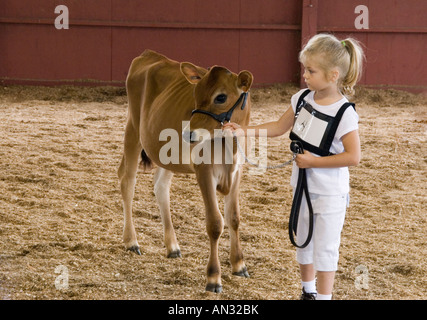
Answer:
[{"left": 223, "top": 34, "right": 364, "bottom": 300}]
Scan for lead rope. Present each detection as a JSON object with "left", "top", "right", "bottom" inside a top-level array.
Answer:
[{"left": 232, "top": 132, "right": 297, "bottom": 169}]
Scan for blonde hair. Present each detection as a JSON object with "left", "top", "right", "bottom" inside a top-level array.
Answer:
[{"left": 299, "top": 34, "right": 365, "bottom": 96}]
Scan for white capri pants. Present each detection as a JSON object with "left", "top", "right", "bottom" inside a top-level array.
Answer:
[{"left": 295, "top": 192, "right": 348, "bottom": 272}]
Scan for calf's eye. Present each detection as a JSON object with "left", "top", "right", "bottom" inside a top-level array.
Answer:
[{"left": 214, "top": 94, "right": 227, "bottom": 104}]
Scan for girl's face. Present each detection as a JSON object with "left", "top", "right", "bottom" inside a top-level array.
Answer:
[{"left": 302, "top": 56, "right": 337, "bottom": 92}]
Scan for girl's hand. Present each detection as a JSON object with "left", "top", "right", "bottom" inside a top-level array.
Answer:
[
  {"left": 222, "top": 122, "right": 241, "bottom": 131},
  {"left": 295, "top": 151, "right": 316, "bottom": 169},
  {"left": 222, "top": 122, "right": 245, "bottom": 137}
]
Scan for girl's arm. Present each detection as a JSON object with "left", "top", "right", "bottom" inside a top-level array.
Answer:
[
  {"left": 223, "top": 106, "right": 295, "bottom": 138},
  {"left": 295, "top": 130, "right": 361, "bottom": 168}
]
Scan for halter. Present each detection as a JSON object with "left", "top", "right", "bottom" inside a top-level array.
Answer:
[{"left": 191, "top": 92, "right": 248, "bottom": 126}]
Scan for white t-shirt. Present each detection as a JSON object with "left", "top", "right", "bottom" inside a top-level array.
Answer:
[{"left": 290, "top": 89, "right": 359, "bottom": 195}]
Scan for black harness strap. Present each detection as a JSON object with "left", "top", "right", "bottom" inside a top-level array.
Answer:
[
  {"left": 296, "top": 89, "right": 311, "bottom": 111},
  {"left": 292, "top": 89, "right": 356, "bottom": 157},
  {"left": 322, "top": 101, "right": 355, "bottom": 152}
]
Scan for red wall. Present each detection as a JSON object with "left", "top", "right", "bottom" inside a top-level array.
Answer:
[
  {"left": 0, "top": 0, "right": 426, "bottom": 92},
  {"left": 315, "top": 0, "right": 427, "bottom": 92}
]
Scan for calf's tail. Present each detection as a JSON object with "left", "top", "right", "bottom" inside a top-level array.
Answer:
[{"left": 140, "top": 149, "right": 154, "bottom": 173}]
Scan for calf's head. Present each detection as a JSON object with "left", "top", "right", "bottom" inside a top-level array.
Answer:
[{"left": 181, "top": 63, "right": 253, "bottom": 144}]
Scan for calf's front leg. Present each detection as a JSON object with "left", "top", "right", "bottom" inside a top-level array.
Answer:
[
  {"left": 196, "top": 166, "right": 224, "bottom": 293},
  {"left": 224, "top": 167, "right": 249, "bottom": 278}
]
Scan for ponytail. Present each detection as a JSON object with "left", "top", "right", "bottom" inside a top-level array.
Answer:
[{"left": 340, "top": 38, "right": 365, "bottom": 96}]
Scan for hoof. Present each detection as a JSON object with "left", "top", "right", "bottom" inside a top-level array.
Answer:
[
  {"left": 127, "top": 245, "right": 141, "bottom": 255},
  {"left": 232, "top": 266, "right": 250, "bottom": 278},
  {"left": 205, "top": 283, "right": 223, "bottom": 293},
  {"left": 167, "top": 250, "right": 182, "bottom": 259}
]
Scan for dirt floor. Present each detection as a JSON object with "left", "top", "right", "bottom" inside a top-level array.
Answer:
[{"left": 0, "top": 83, "right": 425, "bottom": 300}]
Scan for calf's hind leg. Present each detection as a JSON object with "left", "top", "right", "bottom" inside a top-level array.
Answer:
[
  {"left": 118, "top": 122, "right": 142, "bottom": 254},
  {"left": 153, "top": 167, "right": 181, "bottom": 258}
]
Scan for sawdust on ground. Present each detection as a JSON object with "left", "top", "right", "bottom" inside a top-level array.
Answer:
[{"left": 0, "top": 84, "right": 425, "bottom": 300}]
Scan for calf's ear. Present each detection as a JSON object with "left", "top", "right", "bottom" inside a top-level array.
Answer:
[
  {"left": 180, "top": 62, "right": 207, "bottom": 84},
  {"left": 237, "top": 71, "right": 253, "bottom": 92}
]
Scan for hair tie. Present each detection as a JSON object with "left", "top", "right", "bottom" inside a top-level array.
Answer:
[{"left": 341, "top": 40, "right": 346, "bottom": 47}]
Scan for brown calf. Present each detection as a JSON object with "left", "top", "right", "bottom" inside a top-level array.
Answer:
[{"left": 118, "top": 50, "right": 253, "bottom": 292}]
